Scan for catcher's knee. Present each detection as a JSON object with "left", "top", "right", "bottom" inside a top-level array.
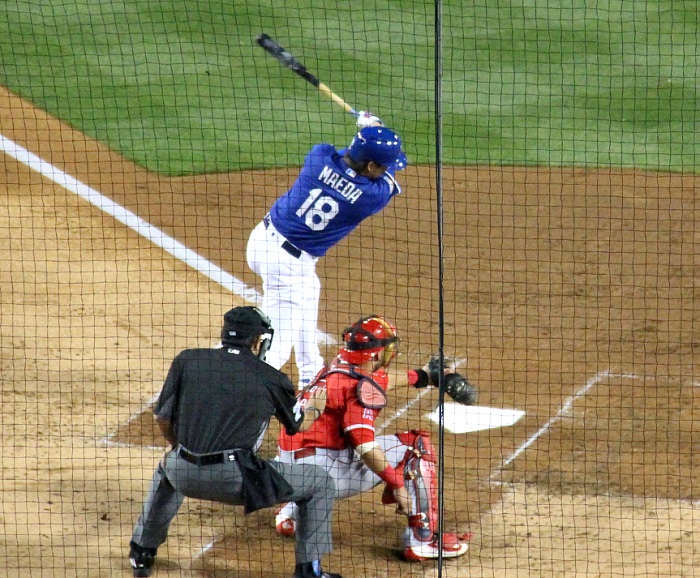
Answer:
[
  {"left": 381, "top": 430, "right": 434, "bottom": 506},
  {"left": 395, "top": 430, "right": 437, "bottom": 462}
]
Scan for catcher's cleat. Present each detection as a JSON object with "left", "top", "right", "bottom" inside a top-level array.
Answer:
[
  {"left": 129, "top": 541, "right": 157, "bottom": 577},
  {"left": 275, "top": 509, "right": 297, "bottom": 537},
  {"left": 403, "top": 531, "right": 472, "bottom": 562}
]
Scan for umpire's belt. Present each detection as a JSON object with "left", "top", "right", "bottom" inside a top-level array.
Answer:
[
  {"left": 263, "top": 214, "right": 303, "bottom": 259},
  {"left": 178, "top": 446, "right": 240, "bottom": 466}
]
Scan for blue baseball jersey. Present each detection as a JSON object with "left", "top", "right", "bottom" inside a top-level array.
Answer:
[{"left": 269, "top": 144, "right": 401, "bottom": 257}]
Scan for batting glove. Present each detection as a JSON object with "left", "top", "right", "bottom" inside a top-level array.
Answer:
[{"left": 356, "top": 111, "right": 383, "bottom": 128}]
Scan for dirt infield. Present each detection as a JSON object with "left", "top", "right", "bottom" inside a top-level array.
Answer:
[{"left": 2, "top": 85, "right": 699, "bottom": 577}]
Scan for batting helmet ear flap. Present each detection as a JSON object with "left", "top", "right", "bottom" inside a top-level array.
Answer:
[{"left": 347, "top": 127, "right": 403, "bottom": 168}]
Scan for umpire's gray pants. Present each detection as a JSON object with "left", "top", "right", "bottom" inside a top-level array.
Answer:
[{"left": 131, "top": 449, "right": 336, "bottom": 563}]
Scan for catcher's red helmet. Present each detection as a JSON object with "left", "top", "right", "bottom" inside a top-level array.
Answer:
[{"left": 338, "top": 315, "right": 399, "bottom": 366}]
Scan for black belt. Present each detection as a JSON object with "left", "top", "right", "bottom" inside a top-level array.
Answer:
[
  {"left": 282, "top": 241, "right": 302, "bottom": 259},
  {"left": 262, "top": 214, "right": 303, "bottom": 259},
  {"left": 178, "top": 447, "right": 238, "bottom": 466}
]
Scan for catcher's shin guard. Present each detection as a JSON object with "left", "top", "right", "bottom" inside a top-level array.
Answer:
[{"left": 381, "top": 430, "right": 438, "bottom": 542}]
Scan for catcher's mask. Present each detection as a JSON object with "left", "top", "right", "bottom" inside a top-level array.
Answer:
[
  {"left": 338, "top": 315, "right": 399, "bottom": 367},
  {"left": 221, "top": 306, "right": 274, "bottom": 360}
]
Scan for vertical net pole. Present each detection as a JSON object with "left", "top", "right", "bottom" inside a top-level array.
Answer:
[{"left": 434, "top": 0, "right": 446, "bottom": 574}]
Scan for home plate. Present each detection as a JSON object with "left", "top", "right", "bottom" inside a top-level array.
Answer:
[{"left": 427, "top": 403, "right": 526, "bottom": 433}]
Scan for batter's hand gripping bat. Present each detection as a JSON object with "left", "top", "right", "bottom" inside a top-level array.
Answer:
[{"left": 256, "top": 33, "right": 358, "bottom": 118}]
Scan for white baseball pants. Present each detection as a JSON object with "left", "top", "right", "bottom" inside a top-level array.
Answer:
[
  {"left": 276, "top": 434, "right": 410, "bottom": 524},
  {"left": 246, "top": 219, "right": 324, "bottom": 385}
]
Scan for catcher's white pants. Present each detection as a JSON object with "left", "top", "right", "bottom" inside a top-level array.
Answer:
[
  {"left": 246, "top": 219, "right": 324, "bottom": 385},
  {"left": 276, "top": 434, "right": 410, "bottom": 519}
]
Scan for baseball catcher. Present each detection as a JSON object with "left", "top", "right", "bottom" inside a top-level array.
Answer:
[{"left": 275, "top": 315, "right": 474, "bottom": 561}]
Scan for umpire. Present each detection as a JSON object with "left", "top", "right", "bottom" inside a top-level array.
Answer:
[{"left": 129, "top": 306, "right": 341, "bottom": 578}]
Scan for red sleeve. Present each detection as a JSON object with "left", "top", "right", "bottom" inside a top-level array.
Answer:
[{"left": 343, "top": 392, "right": 379, "bottom": 448}]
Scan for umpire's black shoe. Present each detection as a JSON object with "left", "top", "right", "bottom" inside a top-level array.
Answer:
[
  {"left": 292, "top": 562, "right": 342, "bottom": 578},
  {"left": 129, "top": 541, "right": 157, "bottom": 577}
]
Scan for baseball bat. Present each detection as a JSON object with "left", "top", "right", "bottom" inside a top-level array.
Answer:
[{"left": 256, "top": 33, "right": 358, "bottom": 117}]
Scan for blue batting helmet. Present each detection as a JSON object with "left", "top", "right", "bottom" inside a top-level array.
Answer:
[{"left": 347, "top": 126, "right": 405, "bottom": 168}]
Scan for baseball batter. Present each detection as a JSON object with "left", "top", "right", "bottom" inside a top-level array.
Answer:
[
  {"left": 274, "top": 315, "right": 472, "bottom": 561},
  {"left": 246, "top": 114, "right": 407, "bottom": 388}
]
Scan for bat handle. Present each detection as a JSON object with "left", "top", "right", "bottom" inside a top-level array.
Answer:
[{"left": 318, "top": 83, "right": 358, "bottom": 117}]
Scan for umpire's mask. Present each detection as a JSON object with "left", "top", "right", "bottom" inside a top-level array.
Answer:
[{"left": 221, "top": 306, "right": 274, "bottom": 360}]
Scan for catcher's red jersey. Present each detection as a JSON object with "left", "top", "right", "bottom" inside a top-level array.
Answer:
[{"left": 278, "top": 362, "right": 389, "bottom": 451}]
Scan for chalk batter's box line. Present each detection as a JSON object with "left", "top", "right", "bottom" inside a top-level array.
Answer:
[
  {"left": 99, "top": 393, "right": 162, "bottom": 450},
  {"left": 489, "top": 370, "right": 644, "bottom": 482}
]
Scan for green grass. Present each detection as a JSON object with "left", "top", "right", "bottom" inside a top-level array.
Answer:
[{"left": 0, "top": 0, "right": 697, "bottom": 175}]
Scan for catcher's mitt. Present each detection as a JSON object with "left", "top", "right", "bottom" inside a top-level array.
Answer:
[
  {"left": 443, "top": 373, "right": 478, "bottom": 405},
  {"left": 427, "top": 355, "right": 455, "bottom": 385}
]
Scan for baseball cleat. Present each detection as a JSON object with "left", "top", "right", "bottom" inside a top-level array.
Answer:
[
  {"left": 275, "top": 510, "right": 297, "bottom": 537},
  {"left": 403, "top": 532, "right": 472, "bottom": 562},
  {"left": 129, "top": 541, "right": 157, "bottom": 577},
  {"left": 292, "top": 569, "right": 342, "bottom": 578}
]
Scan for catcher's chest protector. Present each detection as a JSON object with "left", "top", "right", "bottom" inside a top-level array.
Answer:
[{"left": 320, "top": 366, "right": 388, "bottom": 410}]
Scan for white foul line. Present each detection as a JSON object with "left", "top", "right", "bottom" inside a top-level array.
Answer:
[
  {"left": 490, "top": 371, "right": 640, "bottom": 480},
  {"left": 378, "top": 387, "right": 433, "bottom": 433},
  {"left": 0, "top": 133, "right": 336, "bottom": 342},
  {"left": 1, "top": 131, "right": 339, "bottom": 450},
  {"left": 0, "top": 134, "right": 262, "bottom": 304},
  {"left": 192, "top": 539, "right": 217, "bottom": 561}
]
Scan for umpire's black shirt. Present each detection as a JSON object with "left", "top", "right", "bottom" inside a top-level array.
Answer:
[{"left": 154, "top": 346, "right": 302, "bottom": 454}]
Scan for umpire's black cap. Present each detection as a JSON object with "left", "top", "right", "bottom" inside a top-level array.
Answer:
[{"left": 221, "top": 306, "right": 273, "bottom": 340}]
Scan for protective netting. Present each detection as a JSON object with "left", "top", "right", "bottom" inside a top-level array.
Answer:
[{"left": 0, "top": 1, "right": 698, "bottom": 576}]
